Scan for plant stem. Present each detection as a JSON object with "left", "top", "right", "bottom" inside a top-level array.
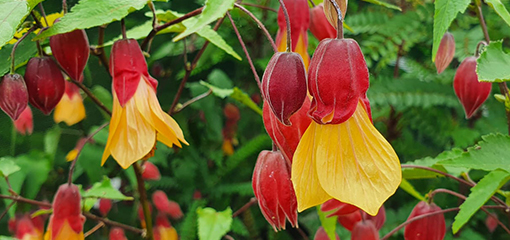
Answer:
[
  {"left": 62, "top": 0, "right": 67, "bottom": 13},
  {"left": 234, "top": 3, "right": 278, "bottom": 53},
  {"left": 0, "top": 201, "right": 15, "bottom": 221},
  {"left": 308, "top": 0, "right": 316, "bottom": 7},
  {"left": 10, "top": 123, "right": 16, "bottom": 156},
  {"left": 172, "top": 89, "right": 212, "bottom": 114},
  {"left": 232, "top": 197, "right": 258, "bottom": 218},
  {"left": 133, "top": 162, "right": 153, "bottom": 240},
  {"left": 70, "top": 79, "right": 112, "bottom": 116},
  {"left": 278, "top": 0, "right": 292, "bottom": 52},
  {"left": 328, "top": 0, "right": 344, "bottom": 39},
  {"left": 239, "top": 2, "right": 277, "bottom": 12},
  {"left": 121, "top": 19, "right": 127, "bottom": 39},
  {"left": 10, "top": 26, "right": 36, "bottom": 74},
  {"left": 84, "top": 222, "right": 105, "bottom": 238},
  {"left": 39, "top": 3, "right": 49, "bottom": 27},
  {"left": 92, "top": 25, "right": 111, "bottom": 75}
]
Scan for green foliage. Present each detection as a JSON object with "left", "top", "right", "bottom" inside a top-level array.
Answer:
[
  {"left": 200, "top": 81, "right": 262, "bottom": 115},
  {"left": 432, "top": 0, "right": 471, "bottom": 61},
  {"left": 0, "top": 33, "right": 37, "bottom": 76},
  {"left": 0, "top": 0, "right": 38, "bottom": 48},
  {"left": 197, "top": 207, "right": 233, "bottom": 240},
  {"left": 317, "top": 206, "right": 337, "bottom": 240},
  {"left": 0, "top": 158, "right": 20, "bottom": 177},
  {"left": 486, "top": 0, "right": 510, "bottom": 27},
  {"left": 477, "top": 40, "right": 510, "bottom": 82},
  {"left": 399, "top": 179, "right": 425, "bottom": 201}
]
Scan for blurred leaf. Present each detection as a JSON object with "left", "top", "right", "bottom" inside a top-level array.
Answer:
[
  {"left": 200, "top": 81, "right": 262, "bottom": 115},
  {"left": 36, "top": 0, "right": 148, "bottom": 39},
  {"left": 399, "top": 179, "right": 426, "bottom": 201},
  {"left": 0, "top": 0, "right": 31, "bottom": 48},
  {"left": 102, "top": 20, "right": 185, "bottom": 47},
  {"left": 0, "top": 236, "right": 17, "bottom": 240},
  {"left": 31, "top": 208, "right": 52, "bottom": 218},
  {"left": 200, "top": 80, "right": 233, "bottom": 98},
  {"left": 180, "top": 200, "right": 206, "bottom": 240},
  {"left": 486, "top": 0, "right": 510, "bottom": 27},
  {"left": 91, "top": 85, "right": 113, "bottom": 118},
  {"left": 363, "top": 0, "right": 401, "bottom": 11},
  {"left": 0, "top": 169, "right": 26, "bottom": 217},
  {"left": 477, "top": 41, "right": 510, "bottom": 82},
  {"left": 83, "top": 176, "right": 133, "bottom": 200},
  {"left": 44, "top": 126, "right": 61, "bottom": 159},
  {"left": 432, "top": 0, "right": 471, "bottom": 61},
  {"left": 0, "top": 157, "right": 20, "bottom": 177},
  {"left": 16, "top": 152, "right": 50, "bottom": 199},
  {"left": 317, "top": 206, "right": 337, "bottom": 240},
  {"left": 174, "top": 0, "right": 236, "bottom": 41},
  {"left": 231, "top": 218, "right": 249, "bottom": 237},
  {"left": 0, "top": 33, "right": 38, "bottom": 76},
  {"left": 78, "top": 143, "right": 105, "bottom": 183},
  {"left": 197, "top": 207, "right": 233, "bottom": 240},
  {"left": 452, "top": 170, "right": 510, "bottom": 233}
]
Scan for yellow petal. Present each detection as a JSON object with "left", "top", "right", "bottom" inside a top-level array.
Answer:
[
  {"left": 294, "top": 33, "right": 310, "bottom": 69},
  {"left": 291, "top": 122, "right": 332, "bottom": 212},
  {"left": 66, "top": 149, "right": 79, "bottom": 162},
  {"left": 54, "top": 93, "right": 86, "bottom": 126},
  {"left": 158, "top": 226, "right": 178, "bottom": 240},
  {"left": 314, "top": 101, "right": 401, "bottom": 216},
  {"left": 52, "top": 221, "right": 84, "bottom": 240},
  {"left": 101, "top": 92, "right": 123, "bottom": 166}
]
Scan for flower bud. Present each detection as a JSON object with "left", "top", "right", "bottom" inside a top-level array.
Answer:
[
  {"left": 321, "top": 199, "right": 359, "bottom": 217},
  {"left": 0, "top": 73, "right": 28, "bottom": 120},
  {"left": 351, "top": 220, "right": 379, "bottom": 240},
  {"left": 11, "top": 214, "right": 43, "bottom": 240},
  {"left": 252, "top": 150, "right": 297, "bottom": 231},
  {"left": 152, "top": 191, "right": 183, "bottom": 219},
  {"left": 308, "top": 38, "right": 369, "bottom": 124},
  {"left": 363, "top": 205, "right": 386, "bottom": 230},
  {"left": 485, "top": 214, "right": 498, "bottom": 233},
  {"left": 109, "top": 227, "right": 127, "bottom": 240},
  {"left": 314, "top": 226, "right": 340, "bottom": 240},
  {"left": 453, "top": 56, "right": 492, "bottom": 119},
  {"left": 310, "top": 4, "right": 337, "bottom": 41},
  {"left": 154, "top": 213, "right": 178, "bottom": 240},
  {"left": 404, "top": 201, "right": 445, "bottom": 240},
  {"left": 24, "top": 57, "right": 65, "bottom": 115},
  {"left": 262, "top": 52, "right": 307, "bottom": 125},
  {"left": 46, "top": 183, "right": 86, "bottom": 240},
  {"left": 338, "top": 210, "right": 361, "bottom": 231},
  {"left": 99, "top": 198, "right": 112, "bottom": 216},
  {"left": 323, "top": 0, "right": 348, "bottom": 29},
  {"left": 49, "top": 20, "right": 90, "bottom": 82},
  {"left": 435, "top": 32, "right": 455, "bottom": 74},
  {"left": 13, "top": 106, "right": 33, "bottom": 135},
  {"left": 142, "top": 162, "right": 161, "bottom": 181}
]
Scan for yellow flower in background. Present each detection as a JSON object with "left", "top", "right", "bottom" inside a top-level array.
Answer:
[
  {"left": 102, "top": 39, "right": 187, "bottom": 169},
  {"left": 54, "top": 81, "right": 85, "bottom": 126},
  {"left": 275, "top": 0, "right": 310, "bottom": 68},
  {"left": 7, "top": 12, "right": 64, "bottom": 45}
]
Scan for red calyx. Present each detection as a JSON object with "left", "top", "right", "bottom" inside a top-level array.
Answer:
[
  {"left": 308, "top": 38, "right": 370, "bottom": 124},
  {"left": 276, "top": 0, "right": 310, "bottom": 51},
  {"left": 321, "top": 199, "right": 359, "bottom": 217},
  {"left": 404, "top": 201, "right": 446, "bottom": 240},
  {"left": 351, "top": 220, "right": 380, "bottom": 240},
  {"left": 435, "top": 32, "right": 455, "bottom": 74},
  {"left": 51, "top": 184, "right": 86, "bottom": 238},
  {"left": 142, "top": 162, "right": 162, "bottom": 181},
  {"left": 152, "top": 191, "right": 183, "bottom": 219},
  {"left": 252, "top": 150, "right": 298, "bottom": 231},
  {"left": 109, "top": 227, "right": 128, "bottom": 240},
  {"left": 0, "top": 74, "right": 28, "bottom": 120},
  {"left": 453, "top": 56, "right": 492, "bottom": 119},
  {"left": 99, "top": 198, "right": 113, "bottom": 216},
  {"left": 50, "top": 21, "right": 90, "bottom": 82},
  {"left": 262, "top": 52, "right": 307, "bottom": 125},
  {"left": 314, "top": 226, "right": 341, "bottom": 240},
  {"left": 24, "top": 57, "right": 65, "bottom": 115},
  {"left": 310, "top": 4, "right": 337, "bottom": 41}
]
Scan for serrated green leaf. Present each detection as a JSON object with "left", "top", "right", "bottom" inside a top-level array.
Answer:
[
  {"left": 452, "top": 169, "right": 510, "bottom": 233},
  {"left": 363, "top": 0, "right": 402, "bottom": 11},
  {"left": 0, "top": 0, "right": 30, "bottom": 48},
  {"left": 0, "top": 157, "right": 20, "bottom": 177},
  {"left": 432, "top": 0, "right": 471, "bottom": 61},
  {"left": 477, "top": 40, "right": 510, "bottom": 82},
  {"left": 174, "top": 0, "right": 236, "bottom": 41},
  {"left": 403, "top": 148, "right": 465, "bottom": 179},
  {"left": 486, "top": 0, "right": 510, "bottom": 27},
  {"left": 317, "top": 206, "right": 337, "bottom": 240},
  {"left": 0, "top": 33, "right": 38, "bottom": 76},
  {"left": 439, "top": 134, "right": 510, "bottom": 172},
  {"left": 200, "top": 81, "right": 262, "bottom": 115},
  {"left": 35, "top": 0, "right": 148, "bottom": 39},
  {"left": 102, "top": 19, "right": 185, "bottom": 47},
  {"left": 399, "top": 179, "right": 426, "bottom": 201},
  {"left": 82, "top": 176, "right": 133, "bottom": 201},
  {"left": 197, "top": 207, "right": 233, "bottom": 240},
  {"left": 200, "top": 80, "right": 233, "bottom": 98}
]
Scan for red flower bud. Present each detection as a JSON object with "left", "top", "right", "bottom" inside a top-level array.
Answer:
[
  {"left": 24, "top": 57, "right": 65, "bottom": 115},
  {"left": 310, "top": 4, "right": 337, "bottom": 41},
  {"left": 12, "top": 214, "right": 42, "bottom": 239},
  {"left": 351, "top": 220, "right": 379, "bottom": 240},
  {"left": 137, "top": 204, "right": 153, "bottom": 227},
  {"left": 224, "top": 103, "right": 240, "bottom": 121},
  {"left": 263, "top": 97, "right": 311, "bottom": 163},
  {"left": 276, "top": 0, "right": 310, "bottom": 51},
  {"left": 308, "top": 38, "right": 369, "bottom": 124},
  {"left": 404, "top": 201, "right": 446, "bottom": 240},
  {"left": 363, "top": 205, "right": 386, "bottom": 230},
  {"left": 50, "top": 20, "right": 90, "bottom": 82},
  {"left": 0, "top": 73, "right": 28, "bottom": 120},
  {"left": 13, "top": 106, "right": 33, "bottom": 135},
  {"left": 334, "top": 206, "right": 385, "bottom": 231},
  {"left": 99, "top": 198, "right": 112, "bottom": 216},
  {"left": 109, "top": 227, "right": 128, "bottom": 240},
  {"left": 252, "top": 150, "right": 297, "bottom": 231},
  {"left": 154, "top": 213, "right": 178, "bottom": 240},
  {"left": 453, "top": 56, "right": 492, "bottom": 119},
  {"left": 47, "top": 183, "right": 86, "bottom": 239},
  {"left": 142, "top": 162, "right": 161, "bottom": 181},
  {"left": 338, "top": 211, "right": 362, "bottom": 231},
  {"left": 152, "top": 191, "right": 183, "bottom": 219},
  {"left": 485, "top": 214, "right": 498, "bottom": 233},
  {"left": 435, "top": 32, "right": 455, "bottom": 74},
  {"left": 262, "top": 52, "right": 307, "bottom": 125},
  {"left": 314, "top": 226, "right": 340, "bottom": 240},
  {"left": 321, "top": 199, "right": 359, "bottom": 217}
]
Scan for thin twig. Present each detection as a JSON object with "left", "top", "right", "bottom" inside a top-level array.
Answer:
[
  {"left": 0, "top": 201, "right": 16, "bottom": 221},
  {"left": 121, "top": 19, "right": 127, "bottom": 39},
  {"left": 84, "top": 222, "right": 105, "bottom": 238},
  {"left": 239, "top": 2, "right": 277, "bottom": 12},
  {"left": 70, "top": 79, "right": 112, "bottom": 116},
  {"left": 278, "top": 0, "right": 292, "bottom": 51},
  {"left": 172, "top": 89, "right": 212, "bottom": 114},
  {"left": 134, "top": 163, "right": 154, "bottom": 240},
  {"left": 91, "top": 25, "right": 110, "bottom": 75},
  {"left": 39, "top": 3, "right": 49, "bottom": 27},
  {"left": 234, "top": 3, "right": 278, "bottom": 53},
  {"left": 233, "top": 198, "right": 258, "bottom": 218},
  {"left": 328, "top": 0, "right": 344, "bottom": 39},
  {"left": 308, "top": 0, "right": 316, "bottom": 7},
  {"left": 10, "top": 26, "right": 36, "bottom": 74},
  {"left": 226, "top": 12, "right": 262, "bottom": 90},
  {"left": 148, "top": 1, "right": 157, "bottom": 29},
  {"left": 62, "top": 0, "right": 67, "bottom": 13}
]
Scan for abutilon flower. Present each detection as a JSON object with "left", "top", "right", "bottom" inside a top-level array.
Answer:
[
  {"left": 98, "top": 198, "right": 112, "bottom": 216},
  {"left": 310, "top": 4, "right": 337, "bottom": 41},
  {"left": 102, "top": 39, "right": 188, "bottom": 169},
  {"left": 154, "top": 213, "right": 178, "bottom": 240},
  {"left": 351, "top": 220, "right": 379, "bottom": 240},
  {"left": 252, "top": 150, "right": 298, "bottom": 231},
  {"left": 485, "top": 214, "right": 498, "bottom": 233},
  {"left": 142, "top": 161, "right": 162, "bottom": 180},
  {"left": 453, "top": 56, "right": 491, "bottom": 119},
  {"left": 275, "top": 0, "right": 310, "bottom": 68},
  {"left": 152, "top": 191, "right": 184, "bottom": 219},
  {"left": 0, "top": 73, "right": 28, "bottom": 120},
  {"left": 53, "top": 81, "right": 86, "bottom": 126},
  {"left": 404, "top": 201, "right": 445, "bottom": 240},
  {"left": 291, "top": 38, "right": 401, "bottom": 216},
  {"left": 435, "top": 32, "right": 455, "bottom": 74},
  {"left": 222, "top": 103, "right": 240, "bottom": 156},
  {"left": 13, "top": 106, "right": 33, "bottom": 135},
  {"left": 9, "top": 214, "right": 43, "bottom": 240},
  {"left": 109, "top": 227, "right": 127, "bottom": 240},
  {"left": 45, "top": 184, "right": 86, "bottom": 240},
  {"left": 314, "top": 227, "right": 340, "bottom": 240}
]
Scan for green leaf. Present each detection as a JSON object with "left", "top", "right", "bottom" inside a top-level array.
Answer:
[
  {"left": 200, "top": 80, "right": 233, "bottom": 98},
  {"left": 82, "top": 176, "right": 133, "bottom": 201},
  {"left": 173, "top": 0, "right": 236, "bottom": 41},
  {"left": 439, "top": 134, "right": 510, "bottom": 172},
  {"left": 0, "top": 236, "right": 17, "bottom": 240},
  {"left": 44, "top": 125, "right": 61, "bottom": 159},
  {"left": 197, "top": 207, "right": 233, "bottom": 240},
  {"left": 403, "top": 148, "right": 465, "bottom": 179},
  {"left": 317, "top": 206, "right": 337, "bottom": 240},
  {"left": 0, "top": 0, "right": 30, "bottom": 48},
  {"left": 362, "top": 0, "right": 402, "bottom": 11},
  {"left": 452, "top": 169, "right": 510, "bottom": 233},
  {"left": 0, "top": 33, "right": 38, "bottom": 76},
  {"left": 477, "top": 40, "right": 510, "bottom": 82},
  {"left": 399, "top": 179, "right": 426, "bottom": 201},
  {"left": 432, "top": 0, "right": 471, "bottom": 61},
  {"left": 0, "top": 157, "right": 20, "bottom": 177},
  {"left": 200, "top": 81, "right": 262, "bottom": 115},
  {"left": 486, "top": 0, "right": 510, "bottom": 27},
  {"left": 102, "top": 20, "right": 185, "bottom": 47},
  {"left": 91, "top": 85, "right": 112, "bottom": 118},
  {"left": 31, "top": 208, "right": 53, "bottom": 218},
  {"left": 16, "top": 152, "right": 51, "bottom": 199},
  {"left": 35, "top": 0, "right": 148, "bottom": 39}
]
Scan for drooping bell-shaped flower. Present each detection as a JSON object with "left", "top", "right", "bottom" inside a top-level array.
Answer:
[
  {"left": 252, "top": 150, "right": 298, "bottom": 231},
  {"left": 314, "top": 226, "right": 341, "bottom": 240},
  {"left": 98, "top": 198, "right": 112, "bottom": 216},
  {"left": 49, "top": 19, "right": 90, "bottom": 82},
  {"left": 45, "top": 184, "right": 86, "bottom": 240},
  {"left": 261, "top": 52, "right": 307, "bottom": 125},
  {"left": 321, "top": 199, "right": 359, "bottom": 217},
  {"left": 222, "top": 103, "right": 240, "bottom": 156},
  {"left": 13, "top": 106, "right": 33, "bottom": 135},
  {"left": 152, "top": 191, "right": 184, "bottom": 219},
  {"left": 142, "top": 161, "right": 161, "bottom": 180},
  {"left": 292, "top": 38, "right": 401, "bottom": 216},
  {"left": 335, "top": 205, "right": 386, "bottom": 231},
  {"left": 154, "top": 213, "right": 178, "bottom": 240},
  {"left": 351, "top": 220, "right": 379, "bottom": 240},
  {"left": 310, "top": 4, "right": 337, "bottom": 41},
  {"left": 435, "top": 32, "right": 455, "bottom": 74},
  {"left": 404, "top": 201, "right": 445, "bottom": 240},
  {"left": 263, "top": 98, "right": 311, "bottom": 163},
  {"left": 485, "top": 214, "right": 498, "bottom": 233},
  {"left": 24, "top": 57, "right": 66, "bottom": 115},
  {"left": 0, "top": 73, "right": 28, "bottom": 120},
  {"left": 276, "top": 0, "right": 310, "bottom": 68},
  {"left": 109, "top": 227, "right": 128, "bottom": 240},
  {"left": 10, "top": 214, "right": 43, "bottom": 240},
  {"left": 102, "top": 39, "right": 188, "bottom": 169},
  {"left": 53, "top": 80, "right": 86, "bottom": 126},
  {"left": 453, "top": 56, "right": 492, "bottom": 119}
]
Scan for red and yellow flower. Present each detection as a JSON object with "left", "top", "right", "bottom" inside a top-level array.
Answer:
[
  {"left": 275, "top": 0, "right": 310, "bottom": 68},
  {"left": 44, "top": 184, "right": 85, "bottom": 240},
  {"left": 54, "top": 81, "right": 86, "bottom": 126}
]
